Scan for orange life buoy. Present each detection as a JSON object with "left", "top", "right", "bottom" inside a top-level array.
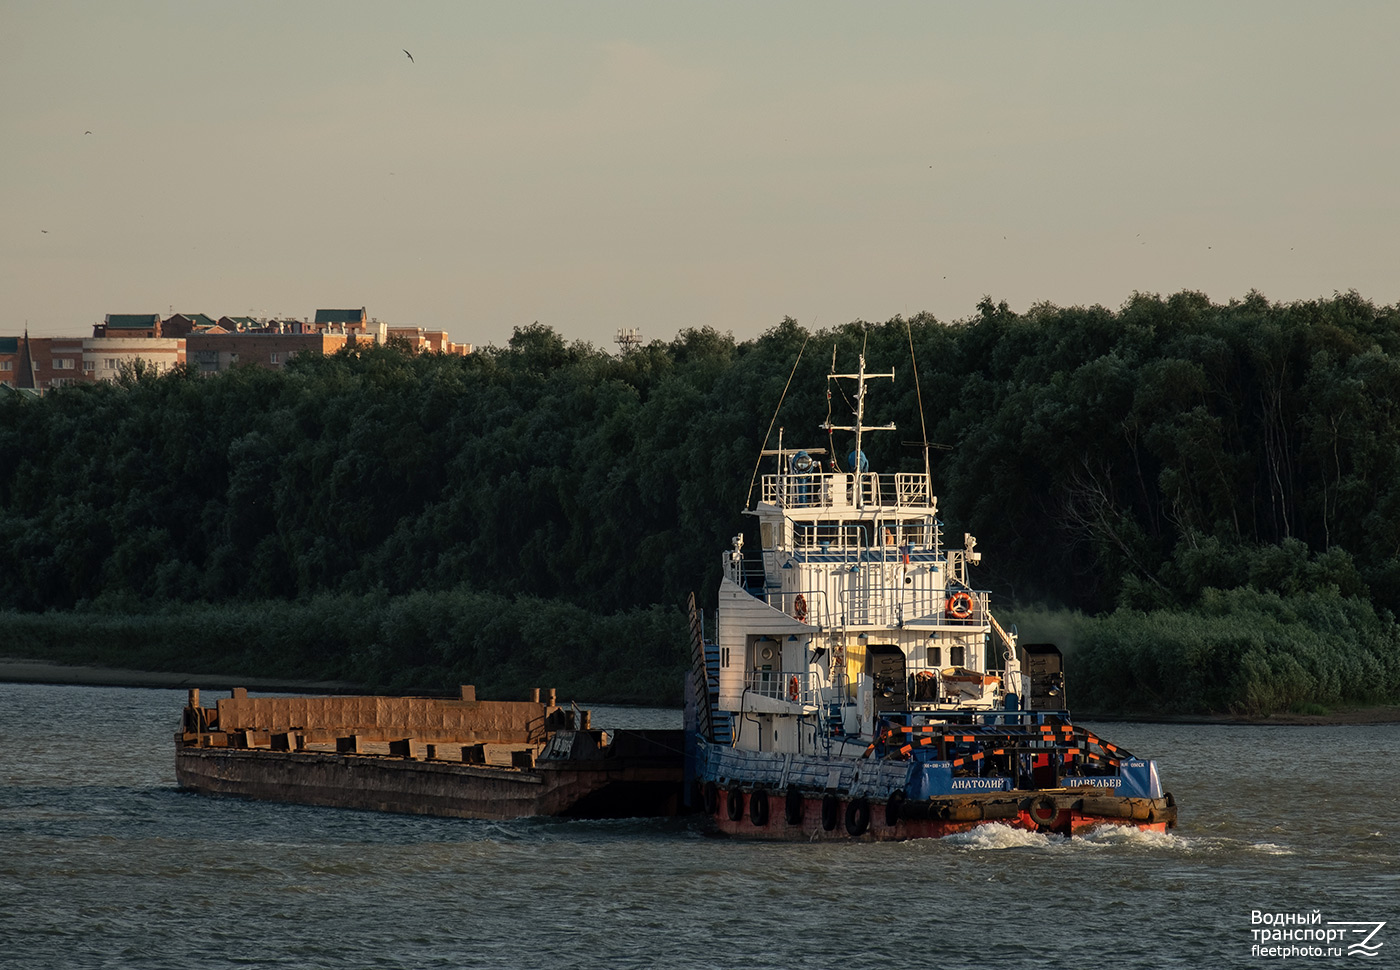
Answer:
[
  {"left": 793, "top": 594, "right": 808, "bottom": 623},
  {"left": 946, "top": 591, "right": 974, "bottom": 619},
  {"left": 788, "top": 676, "right": 800, "bottom": 702}
]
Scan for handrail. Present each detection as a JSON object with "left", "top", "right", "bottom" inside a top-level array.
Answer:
[
  {"left": 760, "top": 471, "right": 934, "bottom": 510},
  {"left": 744, "top": 670, "right": 812, "bottom": 706},
  {"left": 744, "top": 583, "right": 990, "bottom": 629}
]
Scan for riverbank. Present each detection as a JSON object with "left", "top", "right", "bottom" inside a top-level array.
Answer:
[
  {"left": 1079, "top": 706, "right": 1400, "bottom": 726},
  {"left": 0, "top": 658, "right": 362, "bottom": 694},
  {"left": 6, "top": 657, "right": 1400, "bottom": 723}
]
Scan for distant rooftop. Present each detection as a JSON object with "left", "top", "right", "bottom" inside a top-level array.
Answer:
[
  {"left": 105, "top": 313, "right": 160, "bottom": 329},
  {"left": 315, "top": 308, "right": 367, "bottom": 325},
  {"left": 171, "top": 313, "right": 217, "bottom": 327}
]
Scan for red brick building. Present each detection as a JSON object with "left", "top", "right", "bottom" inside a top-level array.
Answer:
[
  {"left": 185, "top": 332, "right": 351, "bottom": 373},
  {"left": 0, "top": 334, "right": 184, "bottom": 390}
]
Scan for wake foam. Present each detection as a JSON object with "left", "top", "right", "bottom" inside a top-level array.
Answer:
[{"left": 935, "top": 821, "right": 1293, "bottom": 857}]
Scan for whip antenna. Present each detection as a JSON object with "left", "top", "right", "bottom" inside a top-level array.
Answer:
[
  {"left": 905, "top": 316, "right": 932, "bottom": 483},
  {"left": 744, "top": 328, "right": 811, "bottom": 508}
]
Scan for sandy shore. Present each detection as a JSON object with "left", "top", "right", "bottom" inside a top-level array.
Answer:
[{"left": 0, "top": 658, "right": 362, "bottom": 694}]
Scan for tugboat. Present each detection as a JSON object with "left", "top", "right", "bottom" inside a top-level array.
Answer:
[{"left": 685, "top": 351, "right": 1177, "bottom": 839}]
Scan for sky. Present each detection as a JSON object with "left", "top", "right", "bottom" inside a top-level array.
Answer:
[{"left": 4, "top": 1, "right": 1398, "bottom": 350}]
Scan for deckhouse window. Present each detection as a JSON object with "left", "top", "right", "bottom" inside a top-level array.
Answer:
[{"left": 948, "top": 645, "right": 966, "bottom": 667}]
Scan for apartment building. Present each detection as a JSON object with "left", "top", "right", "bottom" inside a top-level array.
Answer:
[
  {"left": 4, "top": 307, "right": 470, "bottom": 390},
  {"left": 0, "top": 334, "right": 184, "bottom": 391}
]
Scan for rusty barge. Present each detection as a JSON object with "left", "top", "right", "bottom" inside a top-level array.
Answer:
[{"left": 175, "top": 685, "right": 684, "bottom": 820}]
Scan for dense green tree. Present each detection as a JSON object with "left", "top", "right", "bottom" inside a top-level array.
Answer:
[{"left": 4, "top": 293, "right": 1400, "bottom": 710}]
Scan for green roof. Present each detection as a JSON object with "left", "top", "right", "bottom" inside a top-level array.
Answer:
[
  {"left": 315, "top": 308, "right": 366, "bottom": 324},
  {"left": 105, "top": 314, "right": 159, "bottom": 329}
]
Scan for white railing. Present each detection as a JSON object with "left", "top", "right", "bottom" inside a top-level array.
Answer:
[
  {"left": 840, "top": 588, "right": 988, "bottom": 627},
  {"left": 760, "top": 472, "right": 934, "bottom": 510},
  {"left": 767, "top": 588, "right": 830, "bottom": 627},
  {"left": 791, "top": 521, "right": 938, "bottom": 552},
  {"left": 744, "top": 670, "right": 812, "bottom": 706},
  {"left": 742, "top": 583, "right": 987, "bottom": 630}
]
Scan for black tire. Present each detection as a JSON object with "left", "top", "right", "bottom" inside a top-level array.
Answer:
[
  {"left": 784, "top": 786, "right": 804, "bottom": 825},
  {"left": 749, "top": 788, "right": 769, "bottom": 826},
  {"left": 845, "top": 797, "right": 871, "bottom": 836},
  {"left": 821, "top": 793, "right": 839, "bottom": 831},
  {"left": 726, "top": 788, "right": 744, "bottom": 822},
  {"left": 1028, "top": 795, "right": 1058, "bottom": 829},
  {"left": 702, "top": 780, "right": 719, "bottom": 816},
  {"left": 885, "top": 791, "right": 905, "bottom": 828}
]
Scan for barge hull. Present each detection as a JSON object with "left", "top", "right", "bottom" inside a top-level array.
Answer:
[
  {"left": 176, "top": 746, "right": 681, "bottom": 820},
  {"left": 175, "top": 687, "right": 684, "bottom": 821}
]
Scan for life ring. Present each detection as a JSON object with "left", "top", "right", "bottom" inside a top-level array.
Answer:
[
  {"left": 793, "top": 594, "right": 808, "bottom": 623},
  {"left": 785, "top": 786, "right": 804, "bottom": 825},
  {"left": 726, "top": 788, "right": 744, "bottom": 822},
  {"left": 749, "top": 788, "right": 770, "bottom": 827},
  {"left": 702, "top": 780, "right": 718, "bottom": 816},
  {"left": 787, "top": 676, "right": 800, "bottom": 702},
  {"left": 821, "top": 793, "right": 839, "bottom": 831},
  {"left": 946, "top": 591, "right": 974, "bottom": 619},
  {"left": 845, "top": 798, "right": 871, "bottom": 836}
]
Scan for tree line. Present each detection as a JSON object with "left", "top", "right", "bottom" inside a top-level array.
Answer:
[{"left": 2, "top": 290, "right": 1399, "bottom": 712}]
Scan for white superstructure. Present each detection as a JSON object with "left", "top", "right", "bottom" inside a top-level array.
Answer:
[{"left": 714, "top": 353, "right": 1025, "bottom": 759}]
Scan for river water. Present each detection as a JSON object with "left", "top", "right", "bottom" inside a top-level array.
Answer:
[{"left": 1, "top": 682, "right": 1396, "bottom": 969}]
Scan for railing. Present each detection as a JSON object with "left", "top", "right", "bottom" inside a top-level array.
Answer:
[
  {"left": 735, "top": 579, "right": 987, "bottom": 630},
  {"left": 791, "top": 521, "right": 938, "bottom": 551},
  {"left": 744, "top": 670, "right": 812, "bottom": 706},
  {"left": 840, "top": 587, "right": 988, "bottom": 627},
  {"left": 760, "top": 472, "right": 934, "bottom": 510},
  {"left": 766, "top": 588, "right": 831, "bottom": 627}
]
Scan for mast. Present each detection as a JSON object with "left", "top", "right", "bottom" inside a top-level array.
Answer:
[{"left": 820, "top": 353, "right": 894, "bottom": 509}]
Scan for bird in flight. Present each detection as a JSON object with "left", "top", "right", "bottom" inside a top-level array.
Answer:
[
  {"left": 403, "top": 49, "right": 414, "bottom": 63},
  {"left": 85, "top": 130, "right": 92, "bottom": 135}
]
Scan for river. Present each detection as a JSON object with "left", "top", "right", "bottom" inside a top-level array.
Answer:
[{"left": 1, "top": 682, "right": 1395, "bottom": 969}]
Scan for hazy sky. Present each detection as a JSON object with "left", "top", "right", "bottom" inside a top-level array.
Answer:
[{"left": 4, "top": 2, "right": 1398, "bottom": 349}]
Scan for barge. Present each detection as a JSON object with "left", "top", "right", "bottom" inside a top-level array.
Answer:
[
  {"left": 176, "top": 685, "right": 684, "bottom": 820},
  {"left": 684, "top": 350, "right": 1178, "bottom": 840}
]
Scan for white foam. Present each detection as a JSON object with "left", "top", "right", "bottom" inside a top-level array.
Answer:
[
  {"left": 1079, "top": 826, "right": 1294, "bottom": 857},
  {"left": 942, "top": 822, "right": 1062, "bottom": 850},
  {"left": 1077, "top": 824, "right": 1186, "bottom": 850}
]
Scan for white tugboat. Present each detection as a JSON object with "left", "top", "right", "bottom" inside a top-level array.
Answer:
[{"left": 685, "top": 351, "right": 1177, "bottom": 839}]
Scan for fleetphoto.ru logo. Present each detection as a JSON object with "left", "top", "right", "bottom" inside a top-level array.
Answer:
[{"left": 1250, "top": 910, "right": 1386, "bottom": 959}]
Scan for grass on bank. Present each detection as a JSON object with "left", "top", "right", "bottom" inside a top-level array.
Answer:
[
  {"left": 6, "top": 585, "right": 1400, "bottom": 717},
  {"left": 1003, "top": 585, "right": 1400, "bottom": 716},
  {"left": 0, "top": 589, "right": 690, "bottom": 706}
]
